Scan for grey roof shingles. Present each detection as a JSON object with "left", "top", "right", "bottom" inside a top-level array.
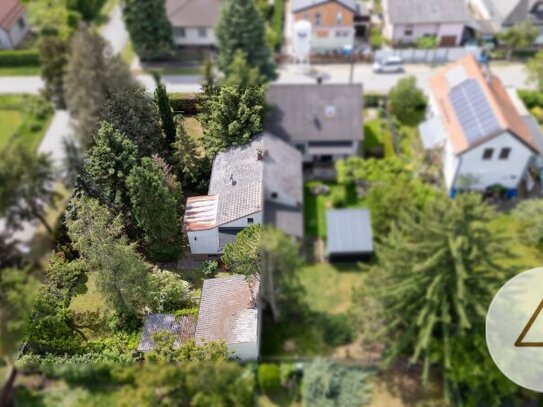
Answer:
[
  {"left": 166, "top": 0, "right": 222, "bottom": 27},
  {"left": 195, "top": 275, "right": 259, "bottom": 345},
  {"left": 326, "top": 209, "right": 373, "bottom": 255},
  {"left": 291, "top": 0, "right": 357, "bottom": 13},
  {"left": 384, "top": 0, "right": 470, "bottom": 24},
  {"left": 265, "top": 84, "right": 363, "bottom": 144},
  {"left": 138, "top": 314, "right": 196, "bottom": 352}
]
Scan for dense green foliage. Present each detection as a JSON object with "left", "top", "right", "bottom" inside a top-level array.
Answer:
[
  {"left": 258, "top": 364, "right": 281, "bottom": 393},
  {"left": 0, "top": 50, "right": 40, "bottom": 67},
  {"left": 64, "top": 26, "right": 134, "bottom": 147},
  {"left": 302, "top": 360, "right": 372, "bottom": 407},
  {"left": 199, "top": 85, "right": 265, "bottom": 157},
  {"left": 122, "top": 0, "right": 173, "bottom": 59},
  {"left": 269, "top": 0, "right": 284, "bottom": 51},
  {"left": 84, "top": 122, "right": 139, "bottom": 207},
  {"left": 98, "top": 84, "right": 165, "bottom": 158},
  {"left": 216, "top": 0, "right": 276, "bottom": 80},
  {"left": 0, "top": 142, "right": 57, "bottom": 235},
  {"left": 512, "top": 199, "right": 543, "bottom": 248},
  {"left": 168, "top": 93, "right": 200, "bottom": 115},
  {"left": 66, "top": 196, "right": 150, "bottom": 327},
  {"left": 353, "top": 194, "right": 515, "bottom": 404},
  {"left": 127, "top": 156, "right": 183, "bottom": 261},
  {"left": 148, "top": 269, "right": 191, "bottom": 313},
  {"left": 223, "top": 225, "right": 303, "bottom": 321},
  {"left": 223, "top": 50, "right": 265, "bottom": 87},
  {"left": 38, "top": 34, "right": 68, "bottom": 108},
  {"left": 498, "top": 21, "right": 538, "bottom": 59},
  {"left": 154, "top": 76, "right": 177, "bottom": 152},
  {"left": 145, "top": 333, "right": 230, "bottom": 362},
  {"left": 66, "top": 0, "right": 105, "bottom": 21},
  {"left": 388, "top": 76, "right": 427, "bottom": 126},
  {"left": 526, "top": 51, "right": 543, "bottom": 91}
]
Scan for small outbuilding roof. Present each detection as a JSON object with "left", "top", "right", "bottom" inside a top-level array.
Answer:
[
  {"left": 291, "top": 0, "right": 357, "bottom": 13},
  {"left": 138, "top": 313, "right": 196, "bottom": 352},
  {"left": 165, "top": 0, "right": 222, "bottom": 28},
  {"left": 195, "top": 275, "right": 259, "bottom": 346},
  {"left": 326, "top": 209, "right": 373, "bottom": 255}
]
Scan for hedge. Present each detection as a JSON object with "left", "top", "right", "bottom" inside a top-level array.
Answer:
[
  {"left": 364, "top": 93, "right": 387, "bottom": 108},
  {"left": 517, "top": 89, "right": 543, "bottom": 109},
  {"left": 0, "top": 49, "right": 40, "bottom": 67},
  {"left": 168, "top": 92, "right": 200, "bottom": 115},
  {"left": 258, "top": 363, "right": 281, "bottom": 393}
]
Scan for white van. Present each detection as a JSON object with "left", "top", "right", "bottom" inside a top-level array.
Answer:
[{"left": 372, "top": 56, "right": 404, "bottom": 73}]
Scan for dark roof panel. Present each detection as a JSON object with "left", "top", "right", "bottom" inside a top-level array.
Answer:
[{"left": 326, "top": 209, "right": 373, "bottom": 254}]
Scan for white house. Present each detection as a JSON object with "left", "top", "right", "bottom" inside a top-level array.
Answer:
[
  {"left": 195, "top": 275, "right": 260, "bottom": 361},
  {"left": 382, "top": 0, "right": 470, "bottom": 46},
  {"left": 183, "top": 133, "right": 303, "bottom": 255},
  {"left": 0, "top": 0, "right": 29, "bottom": 50},
  {"left": 165, "top": 0, "right": 222, "bottom": 47},
  {"left": 420, "top": 55, "right": 543, "bottom": 198}
]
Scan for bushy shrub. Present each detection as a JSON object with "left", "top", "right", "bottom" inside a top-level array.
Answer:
[
  {"left": 169, "top": 93, "right": 200, "bottom": 115},
  {"left": 270, "top": 0, "right": 284, "bottom": 50},
  {"left": 518, "top": 89, "right": 543, "bottom": 109},
  {"left": 364, "top": 93, "right": 386, "bottom": 108},
  {"left": 0, "top": 50, "right": 40, "bottom": 67},
  {"left": 322, "top": 313, "right": 354, "bottom": 346},
  {"left": 148, "top": 268, "right": 192, "bottom": 313},
  {"left": 258, "top": 364, "right": 281, "bottom": 393},
  {"left": 174, "top": 307, "right": 199, "bottom": 317},
  {"left": 201, "top": 260, "right": 219, "bottom": 278},
  {"left": 531, "top": 106, "right": 543, "bottom": 123}
]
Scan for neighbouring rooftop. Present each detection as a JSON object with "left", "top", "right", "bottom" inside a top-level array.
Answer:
[
  {"left": 291, "top": 0, "right": 357, "bottom": 13},
  {"left": 165, "top": 0, "right": 223, "bottom": 28},
  {"left": 429, "top": 55, "right": 538, "bottom": 155},
  {"left": 195, "top": 275, "right": 259, "bottom": 345},
  {"left": 384, "top": 0, "right": 470, "bottom": 24},
  {"left": 0, "top": 0, "right": 24, "bottom": 30}
]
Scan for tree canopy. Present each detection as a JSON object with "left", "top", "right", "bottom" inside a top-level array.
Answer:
[
  {"left": 387, "top": 76, "right": 427, "bottom": 126},
  {"left": 216, "top": 0, "right": 276, "bottom": 80},
  {"left": 498, "top": 21, "right": 538, "bottom": 59},
  {"left": 527, "top": 51, "right": 543, "bottom": 92}
]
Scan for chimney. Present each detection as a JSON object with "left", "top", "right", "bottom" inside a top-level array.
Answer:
[{"left": 316, "top": 75, "right": 323, "bottom": 85}]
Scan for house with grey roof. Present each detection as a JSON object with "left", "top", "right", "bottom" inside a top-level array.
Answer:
[
  {"left": 166, "top": 0, "right": 222, "bottom": 47},
  {"left": 382, "top": 0, "right": 470, "bottom": 46},
  {"left": 195, "top": 275, "right": 260, "bottom": 361},
  {"left": 0, "top": 0, "right": 29, "bottom": 50},
  {"left": 138, "top": 313, "right": 197, "bottom": 352},
  {"left": 183, "top": 133, "right": 303, "bottom": 255},
  {"left": 467, "top": 0, "right": 543, "bottom": 40},
  {"left": 266, "top": 83, "right": 363, "bottom": 164}
]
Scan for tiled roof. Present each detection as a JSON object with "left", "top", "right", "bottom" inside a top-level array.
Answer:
[
  {"left": 429, "top": 55, "right": 537, "bottom": 155},
  {"left": 291, "top": 0, "right": 357, "bottom": 13},
  {"left": 165, "top": 0, "right": 223, "bottom": 28},
  {"left": 0, "top": 0, "right": 24, "bottom": 30},
  {"left": 195, "top": 275, "right": 259, "bottom": 345},
  {"left": 266, "top": 84, "right": 363, "bottom": 143},
  {"left": 384, "top": 0, "right": 470, "bottom": 24},
  {"left": 138, "top": 314, "right": 196, "bottom": 352}
]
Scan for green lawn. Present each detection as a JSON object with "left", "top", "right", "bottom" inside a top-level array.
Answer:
[
  {"left": 0, "top": 94, "right": 53, "bottom": 151},
  {"left": 304, "top": 182, "right": 365, "bottom": 238},
  {"left": 144, "top": 66, "right": 203, "bottom": 76},
  {"left": 0, "top": 66, "right": 41, "bottom": 76},
  {"left": 363, "top": 118, "right": 395, "bottom": 158}
]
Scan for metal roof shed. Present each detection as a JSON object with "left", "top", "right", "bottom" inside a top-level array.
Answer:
[{"left": 326, "top": 209, "right": 373, "bottom": 262}]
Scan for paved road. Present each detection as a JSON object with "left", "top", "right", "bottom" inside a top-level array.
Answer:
[
  {"left": 0, "top": 62, "right": 533, "bottom": 95},
  {"left": 100, "top": 4, "right": 129, "bottom": 55}
]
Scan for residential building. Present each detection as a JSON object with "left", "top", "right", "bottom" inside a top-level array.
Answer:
[
  {"left": 183, "top": 133, "right": 303, "bottom": 256},
  {"left": 467, "top": 0, "right": 543, "bottom": 42},
  {"left": 326, "top": 209, "right": 373, "bottom": 262},
  {"left": 266, "top": 83, "right": 363, "bottom": 163},
  {"left": 382, "top": 0, "right": 470, "bottom": 46},
  {"left": 195, "top": 275, "right": 260, "bottom": 361},
  {"left": 0, "top": 0, "right": 29, "bottom": 50},
  {"left": 420, "top": 55, "right": 543, "bottom": 197},
  {"left": 166, "top": 0, "right": 222, "bottom": 47},
  {"left": 291, "top": 0, "right": 358, "bottom": 53}
]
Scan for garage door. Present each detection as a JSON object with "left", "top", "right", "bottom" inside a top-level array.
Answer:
[{"left": 440, "top": 36, "right": 457, "bottom": 47}]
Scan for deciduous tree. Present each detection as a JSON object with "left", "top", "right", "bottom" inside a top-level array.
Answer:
[
  {"left": 148, "top": 268, "right": 191, "bottom": 313},
  {"left": 512, "top": 199, "right": 543, "bottom": 249},
  {"left": 216, "top": 0, "right": 276, "bottom": 80},
  {"left": 388, "top": 76, "right": 427, "bottom": 126},
  {"left": 145, "top": 333, "right": 230, "bottom": 362},
  {"left": 38, "top": 34, "right": 68, "bottom": 108},
  {"left": 499, "top": 21, "right": 538, "bottom": 60},
  {"left": 527, "top": 50, "right": 543, "bottom": 92}
]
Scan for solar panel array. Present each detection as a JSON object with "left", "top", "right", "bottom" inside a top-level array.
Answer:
[{"left": 449, "top": 79, "right": 501, "bottom": 145}]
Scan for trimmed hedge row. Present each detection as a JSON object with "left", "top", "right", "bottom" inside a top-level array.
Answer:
[
  {"left": 168, "top": 92, "right": 200, "bottom": 115},
  {"left": 364, "top": 93, "right": 387, "bottom": 108},
  {"left": 0, "top": 49, "right": 40, "bottom": 67}
]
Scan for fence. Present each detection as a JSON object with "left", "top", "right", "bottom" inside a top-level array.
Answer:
[{"left": 375, "top": 46, "right": 481, "bottom": 64}]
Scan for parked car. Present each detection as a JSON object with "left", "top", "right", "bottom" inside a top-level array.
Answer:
[{"left": 372, "top": 56, "right": 404, "bottom": 73}]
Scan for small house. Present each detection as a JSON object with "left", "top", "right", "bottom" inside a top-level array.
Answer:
[
  {"left": 266, "top": 83, "right": 363, "bottom": 164},
  {"left": 195, "top": 275, "right": 260, "bottom": 361},
  {"left": 0, "top": 0, "right": 29, "bottom": 50},
  {"left": 291, "top": 0, "right": 359, "bottom": 53},
  {"left": 326, "top": 208, "right": 373, "bottom": 262},
  {"left": 183, "top": 133, "right": 303, "bottom": 256},
  {"left": 420, "top": 55, "right": 543, "bottom": 197},
  {"left": 382, "top": 0, "right": 470, "bottom": 46},
  {"left": 166, "top": 0, "right": 222, "bottom": 47}
]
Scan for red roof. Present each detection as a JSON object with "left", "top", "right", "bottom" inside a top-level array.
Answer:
[{"left": 0, "top": 0, "right": 25, "bottom": 30}]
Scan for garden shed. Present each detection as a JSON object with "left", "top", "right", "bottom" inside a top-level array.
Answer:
[{"left": 326, "top": 208, "right": 373, "bottom": 262}]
